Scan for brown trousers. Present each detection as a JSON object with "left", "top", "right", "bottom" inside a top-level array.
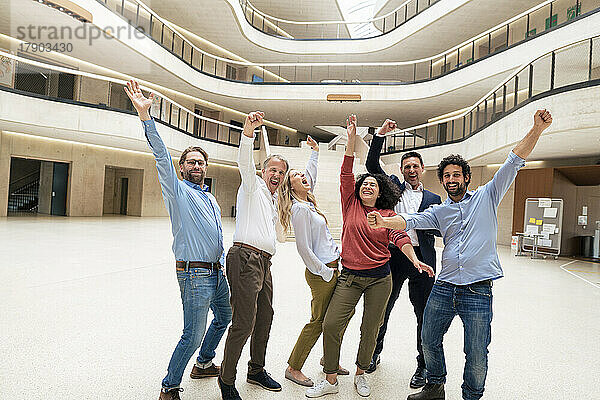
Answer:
[{"left": 220, "top": 245, "right": 273, "bottom": 385}]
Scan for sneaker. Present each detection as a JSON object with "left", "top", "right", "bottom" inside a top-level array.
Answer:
[
  {"left": 354, "top": 374, "right": 371, "bottom": 397},
  {"left": 158, "top": 388, "right": 183, "bottom": 400},
  {"left": 217, "top": 376, "right": 242, "bottom": 400},
  {"left": 365, "top": 353, "right": 380, "bottom": 374},
  {"left": 190, "top": 363, "right": 220, "bottom": 379},
  {"left": 247, "top": 370, "right": 282, "bottom": 392},
  {"left": 305, "top": 379, "right": 339, "bottom": 398}
]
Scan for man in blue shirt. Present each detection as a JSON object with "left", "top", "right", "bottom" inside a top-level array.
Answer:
[
  {"left": 367, "top": 109, "right": 553, "bottom": 400},
  {"left": 125, "top": 80, "right": 232, "bottom": 400}
]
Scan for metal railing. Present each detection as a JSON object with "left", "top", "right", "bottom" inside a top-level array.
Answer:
[
  {"left": 379, "top": 34, "right": 600, "bottom": 154},
  {"left": 0, "top": 51, "right": 260, "bottom": 149},
  {"left": 94, "top": 0, "right": 598, "bottom": 84},
  {"left": 8, "top": 179, "right": 39, "bottom": 213},
  {"left": 239, "top": 0, "right": 441, "bottom": 39}
]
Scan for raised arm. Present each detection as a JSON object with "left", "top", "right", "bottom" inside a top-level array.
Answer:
[
  {"left": 341, "top": 115, "right": 358, "bottom": 210},
  {"left": 238, "top": 111, "right": 264, "bottom": 193},
  {"left": 486, "top": 110, "right": 552, "bottom": 205},
  {"left": 512, "top": 109, "right": 552, "bottom": 159},
  {"left": 366, "top": 119, "right": 396, "bottom": 175},
  {"left": 305, "top": 136, "right": 319, "bottom": 191},
  {"left": 124, "top": 80, "right": 179, "bottom": 198}
]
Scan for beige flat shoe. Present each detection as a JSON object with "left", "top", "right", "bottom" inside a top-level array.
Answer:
[{"left": 285, "top": 369, "right": 314, "bottom": 387}]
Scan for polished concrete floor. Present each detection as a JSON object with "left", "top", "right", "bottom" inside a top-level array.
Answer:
[{"left": 1, "top": 215, "right": 599, "bottom": 400}]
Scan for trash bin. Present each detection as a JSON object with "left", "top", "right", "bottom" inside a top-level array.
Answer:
[{"left": 579, "top": 236, "right": 594, "bottom": 257}]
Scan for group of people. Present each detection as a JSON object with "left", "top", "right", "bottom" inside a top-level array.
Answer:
[{"left": 124, "top": 80, "right": 553, "bottom": 400}]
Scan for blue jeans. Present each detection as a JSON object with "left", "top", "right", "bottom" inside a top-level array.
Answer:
[
  {"left": 162, "top": 267, "right": 232, "bottom": 390},
  {"left": 421, "top": 280, "right": 493, "bottom": 400}
]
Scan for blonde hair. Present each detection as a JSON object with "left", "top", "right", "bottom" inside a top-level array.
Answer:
[{"left": 278, "top": 169, "right": 328, "bottom": 233}]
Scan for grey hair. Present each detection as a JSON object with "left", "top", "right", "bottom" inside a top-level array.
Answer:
[{"left": 262, "top": 154, "right": 289, "bottom": 172}]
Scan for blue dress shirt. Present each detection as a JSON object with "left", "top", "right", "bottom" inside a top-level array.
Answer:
[
  {"left": 142, "top": 119, "right": 224, "bottom": 264},
  {"left": 405, "top": 151, "right": 526, "bottom": 285}
]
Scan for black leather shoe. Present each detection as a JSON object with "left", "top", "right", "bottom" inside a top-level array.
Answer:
[
  {"left": 247, "top": 370, "right": 282, "bottom": 392},
  {"left": 407, "top": 383, "right": 445, "bottom": 400},
  {"left": 218, "top": 376, "right": 242, "bottom": 400},
  {"left": 410, "top": 366, "right": 427, "bottom": 388},
  {"left": 365, "top": 353, "right": 380, "bottom": 374}
]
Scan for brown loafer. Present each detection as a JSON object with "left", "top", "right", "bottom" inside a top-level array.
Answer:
[
  {"left": 190, "top": 363, "right": 220, "bottom": 379},
  {"left": 319, "top": 357, "right": 350, "bottom": 375},
  {"left": 285, "top": 369, "right": 314, "bottom": 387}
]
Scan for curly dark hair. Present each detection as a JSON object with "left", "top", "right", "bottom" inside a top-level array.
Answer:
[
  {"left": 437, "top": 154, "right": 471, "bottom": 185},
  {"left": 354, "top": 173, "right": 401, "bottom": 210}
]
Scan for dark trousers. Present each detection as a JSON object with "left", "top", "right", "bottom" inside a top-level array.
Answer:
[
  {"left": 220, "top": 245, "right": 273, "bottom": 386},
  {"left": 373, "top": 246, "right": 435, "bottom": 368}
]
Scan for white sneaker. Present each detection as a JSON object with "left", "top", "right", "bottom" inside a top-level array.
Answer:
[
  {"left": 305, "top": 379, "right": 339, "bottom": 398},
  {"left": 354, "top": 374, "right": 371, "bottom": 397}
]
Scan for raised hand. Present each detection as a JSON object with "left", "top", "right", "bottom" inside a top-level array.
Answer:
[
  {"left": 367, "top": 211, "right": 384, "bottom": 229},
  {"left": 124, "top": 79, "right": 154, "bottom": 121},
  {"left": 307, "top": 135, "right": 319, "bottom": 152},
  {"left": 346, "top": 114, "right": 357, "bottom": 137},
  {"left": 243, "top": 111, "right": 265, "bottom": 137},
  {"left": 377, "top": 119, "right": 397, "bottom": 136},
  {"left": 533, "top": 109, "right": 552, "bottom": 131},
  {"left": 413, "top": 260, "right": 435, "bottom": 277}
]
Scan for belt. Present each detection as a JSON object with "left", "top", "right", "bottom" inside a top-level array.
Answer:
[
  {"left": 326, "top": 258, "right": 339, "bottom": 268},
  {"left": 176, "top": 261, "right": 221, "bottom": 271},
  {"left": 233, "top": 242, "right": 272, "bottom": 260}
]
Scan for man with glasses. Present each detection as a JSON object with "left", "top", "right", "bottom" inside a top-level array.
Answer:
[{"left": 125, "top": 80, "right": 232, "bottom": 400}]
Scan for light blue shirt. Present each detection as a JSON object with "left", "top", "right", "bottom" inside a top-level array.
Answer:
[
  {"left": 142, "top": 119, "right": 224, "bottom": 264},
  {"left": 405, "top": 151, "right": 525, "bottom": 285}
]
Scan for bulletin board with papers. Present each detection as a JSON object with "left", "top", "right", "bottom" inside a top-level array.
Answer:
[{"left": 522, "top": 198, "right": 563, "bottom": 257}]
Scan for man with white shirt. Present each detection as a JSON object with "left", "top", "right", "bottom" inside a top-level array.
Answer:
[
  {"left": 365, "top": 120, "right": 441, "bottom": 388},
  {"left": 218, "top": 111, "right": 288, "bottom": 400}
]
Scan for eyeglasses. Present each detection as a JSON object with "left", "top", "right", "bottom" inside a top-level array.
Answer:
[{"left": 185, "top": 160, "right": 206, "bottom": 167}]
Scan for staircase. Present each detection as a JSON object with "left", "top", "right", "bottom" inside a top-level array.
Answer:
[{"left": 8, "top": 179, "right": 39, "bottom": 213}]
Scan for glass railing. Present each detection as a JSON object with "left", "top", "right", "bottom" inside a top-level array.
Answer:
[
  {"left": 378, "top": 34, "right": 600, "bottom": 154},
  {"left": 94, "top": 0, "right": 599, "bottom": 84},
  {"left": 239, "top": 0, "right": 441, "bottom": 39},
  {"left": 0, "top": 51, "right": 260, "bottom": 149}
]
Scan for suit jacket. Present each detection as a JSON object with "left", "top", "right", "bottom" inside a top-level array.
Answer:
[{"left": 365, "top": 134, "right": 442, "bottom": 270}]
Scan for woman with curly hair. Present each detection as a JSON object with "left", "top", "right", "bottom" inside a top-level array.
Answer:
[
  {"left": 306, "top": 115, "right": 434, "bottom": 399},
  {"left": 277, "top": 136, "right": 350, "bottom": 388}
]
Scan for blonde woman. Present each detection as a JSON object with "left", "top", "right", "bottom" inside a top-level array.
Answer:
[{"left": 278, "top": 136, "right": 349, "bottom": 387}]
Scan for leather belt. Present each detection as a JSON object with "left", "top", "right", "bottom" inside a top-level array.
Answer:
[
  {"left": 233, "top": 242, "right": 272, "bottom": 260},
  {"left": 326, "top": 258, "right": 339, "bottom": 268},
  {"left": 176, "top": 261, "right": 221, "bottom": 271}
]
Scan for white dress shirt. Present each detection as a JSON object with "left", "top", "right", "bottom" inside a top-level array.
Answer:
[
  {"left": 395, "top": 181, "right": 424, "bottom": 247},
  {"left": 290, "top": 151, "right": 340, "bottom": 282},
  {"left": 232, "top": 134, "right": 281, "bottom": 255}
]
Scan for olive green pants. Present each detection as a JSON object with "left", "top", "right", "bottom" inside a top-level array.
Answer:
[
  {"left": 288, "top": 268, "right": 343, "bottom": 370},
  {"left": 322, "top": 271, "right": 392, "bottom": 373}
]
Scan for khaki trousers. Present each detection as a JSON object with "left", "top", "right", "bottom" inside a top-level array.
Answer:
[
  {"left": 322, "top": 270, "right": 392, "bottom": 373},
  {"left": 288, "top": 268, "right": 341, "bottom": 370},
  {"left": 220, "top": 245, "right": 273, "bottom": 385}
]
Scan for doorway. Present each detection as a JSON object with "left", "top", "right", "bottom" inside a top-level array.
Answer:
[
  {"left": 7, "top": 157, "right": 69, "bottom": 215},
  {"left": 102, "top": 166, "right": 143, "bottom": 216}
]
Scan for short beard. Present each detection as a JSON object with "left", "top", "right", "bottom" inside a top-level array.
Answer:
[
  {"left": 444, "top": 182, "right": 466, "bottom": 198},
  {"left": 184, "top": 170, "right": 204, "bottom": 185}
]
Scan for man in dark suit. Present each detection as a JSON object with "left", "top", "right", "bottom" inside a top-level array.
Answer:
[{"left": 365, "top": 119, "right": 442, "bottom": 389}]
